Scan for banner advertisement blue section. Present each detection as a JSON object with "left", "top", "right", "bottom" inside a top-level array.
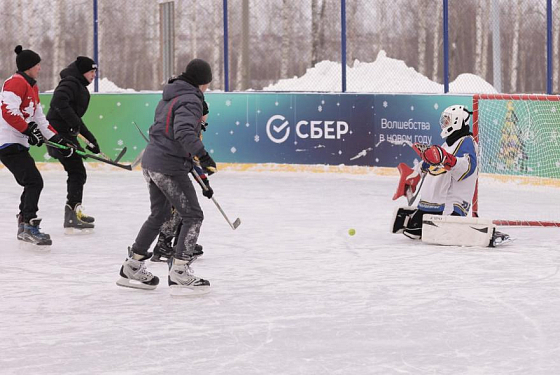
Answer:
[
  {"left": 204, "top": 93, "right": 376, "bottom": 166},
  {"left": 371, "top": 95, "right": 472, "bottom": 167},
  {"left": 204, "top": 93, "right": 471, "bottom": 167}
]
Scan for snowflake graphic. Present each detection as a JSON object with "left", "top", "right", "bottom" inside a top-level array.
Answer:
[
  {"left": 118, "top": 139, "right": 123, "bottom": 146},
  {"left": 225, "top": 100, "right": 232, "bottom": 107},
  {"left": 254, "top": 135, "right": 260, "bottom": 142},
  {"left": 434, "top": 103, "right": 439, "bottom": 110},
  {"left": 318, "top": 105, "right": 323, "bottom": 112},
  {"left": 230, "top": 147, "right": 237, "bottom": 154},
  {"left": 410, "top": 106, "right": 414, "bottom": 111},
  {"left": 383, "top": 101, "right": 388, "bottom": 108}
]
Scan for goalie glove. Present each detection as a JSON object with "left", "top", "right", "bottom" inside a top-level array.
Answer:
[{"left": 422, "top": 145, "right": 457, "bottom": 170}]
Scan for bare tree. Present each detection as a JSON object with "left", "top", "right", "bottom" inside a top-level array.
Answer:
[
  {"left": 311, "top": 0, "right": 326, "bottom": 66},
  {"left": 280, "top": 0, "right": 291, "bottom": 79},
  {"left": 510, "top": 0, "right": 522, "bottom": 92},
  {"left": 432, "top": 0, "right": 442, "bottom": 81},
  {"left": 417, "top": 4, "right": 427, "bottom": 76}
]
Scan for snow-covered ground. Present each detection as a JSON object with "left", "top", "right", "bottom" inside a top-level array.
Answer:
[{"left": 1, "top": 167, "right": 560, "bottom": 374}]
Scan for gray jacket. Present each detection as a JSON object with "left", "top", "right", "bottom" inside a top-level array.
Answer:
[{"left": 141, "top": 79, "right": 207, "bottom": 175}]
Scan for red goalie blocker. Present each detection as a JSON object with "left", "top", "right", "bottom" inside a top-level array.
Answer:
[{"left": 393, "top": 163, "right": 421, "bottom": 201}]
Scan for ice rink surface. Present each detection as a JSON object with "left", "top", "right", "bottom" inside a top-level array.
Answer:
[{"left": 1, "top": 168, "right": 560, "bottom": 374}]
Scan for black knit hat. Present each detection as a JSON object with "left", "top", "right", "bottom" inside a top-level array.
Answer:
[
  {"left": 76, "top": 56, "right": 97, "bottom": 74},
  {"left": 183, "top": 59, "right": 212, "bottom": 86},
  {"left": 14, "top": 45, "right": 41, "bottom": 72}
]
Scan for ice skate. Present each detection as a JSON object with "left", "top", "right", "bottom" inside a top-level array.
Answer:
[
  {"left": 64, "top": 203, "right": 94, "bottom": 234},
  {"left": 490, "top": 230, "right": 513, "bottom": 247},
  {"left": 116, "top": 249, "right": 159, "bottom": 290},
  {"left": 75, "top": 203, "right": 95, "bottom": 223},
  {"left": 168, "top": 258, "right": 210, "bottom": 296},
  {"left": 17, "top": 218, "right": 52, "bottom": 246},
  {"left": 151, "top": 234, "right": 204, "bottom": 262}
]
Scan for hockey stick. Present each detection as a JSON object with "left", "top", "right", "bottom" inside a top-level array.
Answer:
[
  {"left": 133, "top": 121, "right": 150, "bottom": 143},
  {"left": 46, "top": 140, "right": 132, "bottom": 170},
  {"left": 78, "top": 134, "right": 127, "bottom": 163},
  {"left": 191, "top": 168, "right": 241, "bottom": 230},
  {"left": 406, "top": 173, "right": 426, "bottom": 206}
]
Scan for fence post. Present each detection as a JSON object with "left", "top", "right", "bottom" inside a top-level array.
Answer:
[
  {"left": 443, "top": 0, "right": 449, "bottom": 93},
  {"left": 93, "top": 0, "right": 99, "bottom": 93},
  {"left": 547, "top": 0, "right": 553, "bottom": 94},
  {"left": 341, "top": 0, "right": 346, "bottom": 93},
  {"left": 223, "top": 0, "right": 229, "bottom": 92}
]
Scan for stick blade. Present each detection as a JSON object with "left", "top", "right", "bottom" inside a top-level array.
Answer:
[
  {"left": 232, "top": 218, "right": 241, "bottom": 230},
  {"left": 114, "top": 147, "right": 128, "bottom": 163}
]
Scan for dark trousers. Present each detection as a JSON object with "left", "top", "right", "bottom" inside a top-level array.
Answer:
[
  {"left": 0, "top": 144, "right": 44, "bottom": 222},
  {"left": 54, "top": 151, "right": 87, "bottom": 207},
  {"left": 133, "top": 168, "right": 203, "bottom": 260}
]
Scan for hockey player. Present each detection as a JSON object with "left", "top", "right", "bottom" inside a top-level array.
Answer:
[
  {"left": 46, "top": 56, "right": 99, "bottom": 232},
  {"left": 0, "top": 46, "right": 72, "bottom": 246},
  {"left": 117, "top": 59, "right": 216, "bottom": 293},
  {"left": 150, "top": 101, "right": 211, "bottom": 263},
  {"left": 393, "top": 105, "right": 478, "bottom": 239}
]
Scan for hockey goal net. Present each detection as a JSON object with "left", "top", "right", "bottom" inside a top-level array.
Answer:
[{"left": 473, "top": 94, "right": 560, "bottom": 227}]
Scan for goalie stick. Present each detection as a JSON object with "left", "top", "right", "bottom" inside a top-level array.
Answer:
[{"left": 46, "top": 140, "right": 133, "bottom": 170}]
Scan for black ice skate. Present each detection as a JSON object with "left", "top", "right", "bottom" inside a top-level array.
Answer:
[
  {"left": 490, "top": 230, "right": 512, "bottom": 247},
  {"left": 116, "top": 249, "right": 159, "bottom": 290},
  {"left": 17, "top": 218, "right": 52, "bottom": 246},
  {"left": 64, "top": 204, "right": 94, "bottom": 234},
  {"left": 151, "top": 233, "right": 204, "bottom": 262},
  {"left": 168, "top": 258, "right": 210, "bottom": 296}
]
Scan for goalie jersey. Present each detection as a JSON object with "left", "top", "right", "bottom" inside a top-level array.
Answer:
[{"left": 417, "top": 135, "right": 478, "bottom": 216}]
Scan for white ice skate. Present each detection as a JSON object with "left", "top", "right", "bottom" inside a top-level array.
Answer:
[
  {"left": 168, "top": 258, "right": 210, "bottom": 296},
  {"left": 116, "top": 253, "right": 159, "bottom": 290}
]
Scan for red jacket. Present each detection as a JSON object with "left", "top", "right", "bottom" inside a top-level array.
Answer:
[{"left": 0, "top": 73, "right": 55, "bottom": 148}]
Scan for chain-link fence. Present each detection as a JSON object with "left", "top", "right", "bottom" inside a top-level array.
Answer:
[{"left": 1, "top": 0, "right": 559, "bottom": 94}]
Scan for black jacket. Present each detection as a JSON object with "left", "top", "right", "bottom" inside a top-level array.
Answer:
[{"left": 46, "top": 61, "right": 96, "bottom": 143}]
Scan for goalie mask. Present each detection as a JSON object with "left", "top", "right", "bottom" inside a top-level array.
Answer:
[{"left": 439, "top": 105, "right": 471, "bottom": 139}]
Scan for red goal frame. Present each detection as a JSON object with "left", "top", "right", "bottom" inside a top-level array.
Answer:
[{"left": 472, "top": 93, "right": 560, "bottom": 227}]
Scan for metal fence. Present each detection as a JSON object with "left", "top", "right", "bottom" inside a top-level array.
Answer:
[{"left": 0, "top": 0, "right": 559, "bottom": 94}]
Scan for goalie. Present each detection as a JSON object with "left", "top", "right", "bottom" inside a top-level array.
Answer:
[{"left": 392, "top": 105, "right": 495, "bottom": 246}]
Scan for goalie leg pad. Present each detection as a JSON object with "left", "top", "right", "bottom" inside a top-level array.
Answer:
[
  {"left": 422, "top": 215, "right": 495, "bottom": 247},
  {"left": 391, "top": 206, "right": 416, "bottom": 234}
]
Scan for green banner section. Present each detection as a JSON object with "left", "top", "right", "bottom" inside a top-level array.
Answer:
[{"left": 33, "top": 94, "right": 160, "bottom": 162}]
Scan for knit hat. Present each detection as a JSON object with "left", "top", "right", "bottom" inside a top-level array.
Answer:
[
  {"left": 76, "top": 56, "right": 97, "bottom": 74},
  {"left": 14, "top": 45, "right": 41, "bottom": 72},
  {"left": 182, "top": 59, "right": 212, "bottom": 86}
]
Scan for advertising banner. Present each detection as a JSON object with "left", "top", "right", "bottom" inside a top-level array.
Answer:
[{"left": 31, "top": 92, "right": 471, "bottom": 168}]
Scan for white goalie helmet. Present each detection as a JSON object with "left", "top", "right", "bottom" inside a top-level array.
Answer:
[{"left": 439, "top": 105, "right": 471, "bottom": 138}]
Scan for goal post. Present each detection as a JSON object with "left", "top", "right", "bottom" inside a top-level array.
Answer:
[{"left": 472, "top": 93, "right": 560, "bottom": 227}]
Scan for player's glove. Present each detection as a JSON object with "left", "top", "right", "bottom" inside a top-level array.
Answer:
[
  {"left": 199, "top": 176, "right": 214, "bottom": 199},
  {"left": 22, "top": 122, "right": 44, "bottom": 147},
  {"left": 423, "top": 145, "right": 457, "bottom": 170},
  {"left": 85, "top": 137, "right": 100, "bottom": 154},
  {"left": 48, "top": 134, "right": 74, "bottom": 158},
  {"left": 198, "top": 152, "right": 217, "bottom": 175}
]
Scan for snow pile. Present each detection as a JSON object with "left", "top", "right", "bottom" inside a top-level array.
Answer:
[
  {"left": 264, "top": 50, "right": 497, "bottom": 94},
  {"left": 88, "top": 77, "right": 138, "bottom": 93}
]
